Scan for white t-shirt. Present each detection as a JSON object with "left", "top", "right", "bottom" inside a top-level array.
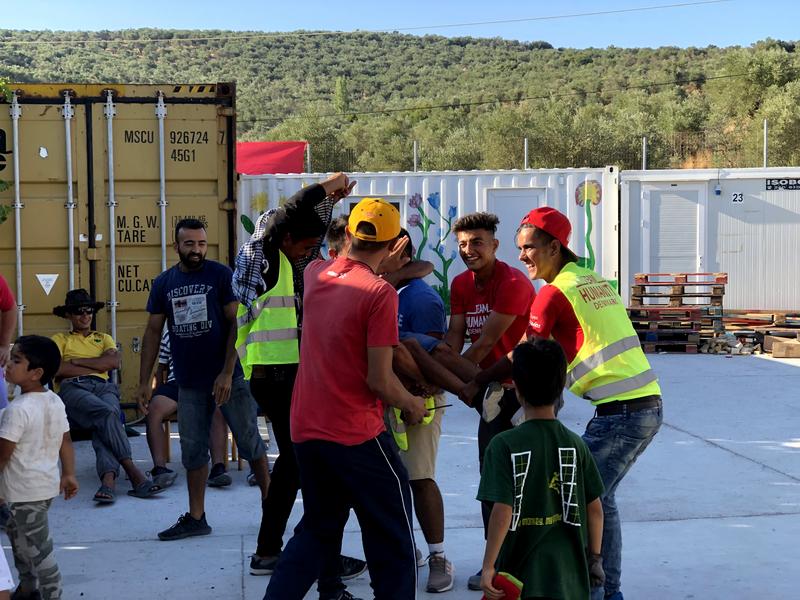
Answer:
[{"left": 0, "top": 390, "right": 70, "bottom": 503}]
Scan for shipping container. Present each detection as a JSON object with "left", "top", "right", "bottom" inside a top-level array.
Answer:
[
  {"left": 620, "top": 167, "right": 800, "bottom": 310},
  {"left": 0, "top": 83, "right": 237, "bottom": 408},
  {"left": 239, "top": 168, "right": 620, "bottom": 306}
]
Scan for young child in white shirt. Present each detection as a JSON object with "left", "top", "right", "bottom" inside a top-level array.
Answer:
[{"left": 0, "top": 335, "right": 78, "bottom": 600}]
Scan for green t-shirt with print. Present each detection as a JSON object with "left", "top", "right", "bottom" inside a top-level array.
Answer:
[{"left": 478, "top": 419, "right": 604, "bottom": 600}]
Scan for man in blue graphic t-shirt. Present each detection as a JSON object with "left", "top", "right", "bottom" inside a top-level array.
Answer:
[
  {"left": 394, "top": 229, "right": 455, "bottom": 592},
  {"left": 135, "top": 218, "right": 269, "bottom": 541}
]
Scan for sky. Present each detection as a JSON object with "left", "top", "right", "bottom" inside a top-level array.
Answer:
[{"left": 2, "top": 0, "right": 798, "bottom": 49}]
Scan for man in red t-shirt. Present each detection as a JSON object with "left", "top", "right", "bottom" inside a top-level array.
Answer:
[
  {"left": 0, "top": 275, "right": 17, "bottom": 409},
  {"left": 439, "top": 212, "right": 535, "bottom": 590},
  {"left": 264, "top": 198, "right": 428, "bottom": 600}
]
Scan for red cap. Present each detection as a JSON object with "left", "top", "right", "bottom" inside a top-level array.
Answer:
[{"left": 519, "top": 207, "right": 578, "bottom": 262}]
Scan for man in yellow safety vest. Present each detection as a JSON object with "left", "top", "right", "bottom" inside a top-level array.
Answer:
[{"left": 465, "top": 207, "right": 662, "bottom": 600}]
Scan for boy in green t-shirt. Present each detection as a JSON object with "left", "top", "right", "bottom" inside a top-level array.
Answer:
[{"left": 478, "top": 338, "right": 605, "bottom": 600}]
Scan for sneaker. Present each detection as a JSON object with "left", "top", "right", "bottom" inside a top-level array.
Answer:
[
  {"left": 207, "top": 463, "right": 232, "bottom": 488},
  {"left": 158, "top": 512, "right": 212, "bottom": 541},
  {"left": 339, "top": 554, "right": 368, "bottom": 580},
  {"left": 249, "top": 553, "right": 280, "bottom": 575},
  {"left": 247, "top": 470, "right": 258, "bottom": 486},
  {"left": 467, "top": 569, "right": 482, "bottom": 591},
  {"left": 148, "top": 466, "right": 178, "bottom": 489},
  {"left": 321, "top": 591, "right": 363, "bottom": 600},
  {"left": 481, "top": 382, "right": 505, "bottom": 423},
  {"left": 10, "top": 588, "right": 42, "bottom": 600},
  {"left": 415, "top": 547, "right": 428, "bottom": 567},
  {"left": 426, "top": 553, "right": 454, "bottom": 593},
  {"left": 511, "top": 407, "right": 526, "bottom": 427}
]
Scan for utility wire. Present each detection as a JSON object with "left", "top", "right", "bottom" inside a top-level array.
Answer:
[
  {"left": 238, "top": 69, "right": 751, "bottom": 125},
  {"left": 0, "top": 0, "right": 732, "bottom": 45}
]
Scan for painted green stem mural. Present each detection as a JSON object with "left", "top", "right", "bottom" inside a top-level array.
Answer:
[{"left": 407, "top": 192, "right": 457, "bottom": 311}]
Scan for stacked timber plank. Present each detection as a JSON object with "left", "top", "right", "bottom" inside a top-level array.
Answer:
[
  {"left": 628, "top": 273, "right": 728, "bottom": 354},
  {"left": 721, "top": 311, "right": 800, "bottom": 357}
]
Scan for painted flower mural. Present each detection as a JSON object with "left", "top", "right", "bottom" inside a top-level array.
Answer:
[
  {"left": 407, "top": 192, "right": 457, "bottom": 310},
  {"left": 574, "top": 180, "right": 602, "bottom": 273}
]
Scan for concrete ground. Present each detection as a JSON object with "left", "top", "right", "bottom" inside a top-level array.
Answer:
[{"left": 4, "top": 353, "right": 800, "bottom": 599}]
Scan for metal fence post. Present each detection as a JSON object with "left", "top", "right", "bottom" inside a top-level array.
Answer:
[
  {"left": 523, "top": 137, "right": 529, "bottom": 170},
  {"left": 413, "top": 140, "right": 419, "bottom": 172},
  {"left": 763, "top": 119, "right": 768, "bottom": 168},
  {"left": 642, "top": 136, "right": 648, "bottom": 170}
]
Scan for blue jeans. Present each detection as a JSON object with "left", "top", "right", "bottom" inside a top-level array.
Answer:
[
  {"left": 583, "top": 399, "right": 663, "bottom": 600},
  {"left": 59, "top": 377, "right": 131, "bottom": 480},
  {"left": 177, "top": 377, "right": 266, "bottom": 470}
]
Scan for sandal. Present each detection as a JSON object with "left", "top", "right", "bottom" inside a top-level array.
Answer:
[
  {"left": 127, "top": 479, "right": 164, "bottom": 499},
  {"left": 93, "top": 485, "right": 116, "bottom": 504}
]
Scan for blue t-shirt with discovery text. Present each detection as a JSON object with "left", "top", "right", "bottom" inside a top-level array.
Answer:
[
  {"left": 398, "top": 278, "right": 446, "bottom": 336},
  {"left": 147, "top": 260, "right": 242, "bottom": 388}
]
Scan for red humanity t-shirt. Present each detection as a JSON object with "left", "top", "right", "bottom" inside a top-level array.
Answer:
[
  {"left": 291, "top": 257, "right": 400, "bottom": 446},
  {"left": 527, "top": 284, "right": 584, "bottom": 364},
  {"left": 450, "top": 260, "right": 535, "bottom": 370},
  {"left": 0, "top": 276, "right": 14, "bottom": 312}
]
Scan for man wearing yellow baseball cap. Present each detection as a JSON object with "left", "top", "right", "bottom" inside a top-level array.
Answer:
[{"left": 265, "top": 197, "right": 429, "bottom": 600}]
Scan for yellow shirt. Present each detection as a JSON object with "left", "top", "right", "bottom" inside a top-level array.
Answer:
[{"left": 51, "top": 330, "right": 117, "bottom": 381}]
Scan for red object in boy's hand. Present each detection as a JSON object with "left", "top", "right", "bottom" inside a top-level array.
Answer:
[{"left": 482, "top": 571, "right": 523, "bottom": 600}]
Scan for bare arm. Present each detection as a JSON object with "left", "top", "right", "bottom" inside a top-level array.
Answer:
[
  {"left": 444, "top": 313, "right": 467, "bottom": 353},
  {"left": 59, "top": 432, "right": 79, "bottom": 500},
  {"left": 462, "top": 311, "right": 516, "bottom": 365},
  {"left": 0, "top": 438, "right": 16, "bottom": 471},
  {"left": 587, "top": 497, "right": 604, "bottom": 555},
  {"left": 212, "top": 300, "right": 241, "bottom": 406},
  {"left": 367, "top": 346, "right": 428, "bottom": 425},
  {"left": 55, "top": 361, "right": 96, "bottom": 379},
  {"left": 480, "top": 502, "right": 513, "bottom": 600},
  {"left": 69, "top": 348, "right": 121, "bottom": 373},
  {"left": 381, "top": 260, "right": 434, "bottom": 288},
  {"left": 319, "top": 172, "right": 356, "bottom": 201},
  {"left": 155, "top": 363, "right": 169, "bottom": 386},
  {"left": 0, "top": 307, "right": 17, "bottom": 367},
  {"left": 134, "top": 313, "right": 167, "bottom": 413}
]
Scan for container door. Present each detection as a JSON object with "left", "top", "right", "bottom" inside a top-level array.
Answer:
[
  {"left": 486, "top": 187, "right": 545, "bottom": 273},
  {"left": 0, "top": 101, "right": 89, "bottom": 341},
  {"left": 93, "top": 101, "right": 232, "bottom": 405},
  {"left": 642, "top": 183, "right": 706, "bottom": 274}
]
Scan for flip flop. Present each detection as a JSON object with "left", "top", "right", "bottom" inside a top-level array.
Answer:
[
  {"left": 93, "top": 485, "right": 116, "bottom": 504},
  {"left": 127, "top": 479, "right": 164, "bottom": 499}
]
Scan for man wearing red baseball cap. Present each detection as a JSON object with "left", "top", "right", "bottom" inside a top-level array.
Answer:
[{"left": 468, "top": 206, "right": 663, "bottom": 600}]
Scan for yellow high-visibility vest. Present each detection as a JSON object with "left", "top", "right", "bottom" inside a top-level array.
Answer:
[
  {"left": 550, "top": 262, "right": 661, "bottom": 405},
  {"left": 388, "top": 396, "right": 437, "bottom": 451},
  {"left": 235, "top": 250, "right": 299, "bottom": 379}
]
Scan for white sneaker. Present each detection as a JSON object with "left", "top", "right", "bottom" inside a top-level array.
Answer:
[
  {"left": 481, "top": 382, "right": 505, "bottom": 423},
  {"left": 415, "top": 547, "right": 428, "bottom": 568},
  {"left": 426, "top": 553, "right": 454, "bottom": 593}
]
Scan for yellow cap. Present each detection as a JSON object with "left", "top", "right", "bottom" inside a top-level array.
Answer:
[{"left": 348, "top": 198, "right": 401, "bottom": 242}]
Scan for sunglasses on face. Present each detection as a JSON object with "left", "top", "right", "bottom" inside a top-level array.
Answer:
[{"left": 70, "top": 308, "right": 95, "bottom": 316}]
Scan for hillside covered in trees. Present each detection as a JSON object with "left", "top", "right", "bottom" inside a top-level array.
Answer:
[{"left": 2, "top": 29, "right": 799, "bottom": 171}]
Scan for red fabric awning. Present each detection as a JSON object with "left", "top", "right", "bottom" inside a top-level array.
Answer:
[{"left": 236, "top": 141, "right": 307, "bottom": 175}]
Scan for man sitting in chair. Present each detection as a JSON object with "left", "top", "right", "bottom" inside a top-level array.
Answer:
[{"left": 52, "top": 289, "right": 162, "bottom": 504}]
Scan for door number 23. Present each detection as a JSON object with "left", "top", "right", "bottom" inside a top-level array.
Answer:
[{"left": 731, "top": 193, "right": 744, "bottom": 203}]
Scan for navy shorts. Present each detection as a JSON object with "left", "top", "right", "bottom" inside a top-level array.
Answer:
[{"left": 152, "top": 381, "right": 179, "bottom": 402}]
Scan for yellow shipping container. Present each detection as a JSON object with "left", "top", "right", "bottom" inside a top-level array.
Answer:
[{"left": 0, "top": 82, "right": 237, "bottom": 415}]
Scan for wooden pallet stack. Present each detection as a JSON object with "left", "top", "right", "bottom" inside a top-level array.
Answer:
[{"left": 628, "top": 272, "right": 728, "bottom": 354}]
